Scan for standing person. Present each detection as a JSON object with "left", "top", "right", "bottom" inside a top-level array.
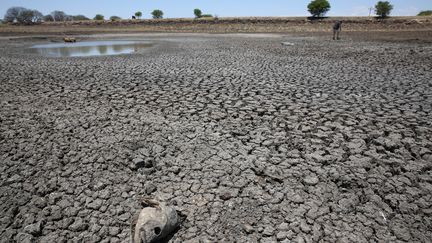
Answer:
[{"left": 333, "top": 21, "right": 342, "bottom": 40}]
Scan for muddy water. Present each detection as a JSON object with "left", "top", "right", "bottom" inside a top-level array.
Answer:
[{"left": 29, "top": 40, "right": 153, "bottom": 57}]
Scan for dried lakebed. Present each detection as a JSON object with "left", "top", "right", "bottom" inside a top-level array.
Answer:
[{"left": 0, "top": 34, "right": 431, "bottom": 242}]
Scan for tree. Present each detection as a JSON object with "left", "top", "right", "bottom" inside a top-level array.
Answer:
[
  {"left": 16, "top": 9, "right": 43, "bottom": 24},
  {"left": 51, "top": 11, "right": 68, "bottom": 21},
  {"left": 4, "top": 7, "right": 26, "bottom": 23},
  {"left": 94, "top": 14, "right": 104, "bottom": 21},
  {"left": 3, "top": 7, "right": 42, "bottom": 24},
  {"left": 307, "top": 0, "right": 331, "bottom": 17},
  {"left": 135, "top": 11, "right": 142, "bottom": 19},
  {"left": 417, "top": 10, "right": 432, "bottom": 16},
  {"left": 16, "top": 9, "right": 33, "bottom": 24},
  {"left": 30, "top": 10, "right": 43, "bottom": 23},
  {"left": 375, "top": 1, "right": 393, "bottom": 18},
  {"left": 194, "top": 9, "right": 202, "bottom": 18},
  {"left": 43, "top": 15, "right": 54, "bottom": 22},
  {"left": 110, "top": 16, "right": 122, "bottom": 21},
  {"left": 151, "top": 10, "right": 164, "bottom": 19}
]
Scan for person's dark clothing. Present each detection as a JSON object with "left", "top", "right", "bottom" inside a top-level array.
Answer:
[
  {"left": 333, "top": 21, "right": 342, "bottom": 31},
  {"left": 333, "top": 21, "right": 342, "bottom": 40}
]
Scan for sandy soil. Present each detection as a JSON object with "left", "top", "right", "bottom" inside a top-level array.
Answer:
[{"left": 0, "top": 33, "right": 431, "bottom": 242}]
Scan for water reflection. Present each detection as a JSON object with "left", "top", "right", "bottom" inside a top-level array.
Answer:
[{"left": 30, "top": 40, "right": 153, "bottom": 57}]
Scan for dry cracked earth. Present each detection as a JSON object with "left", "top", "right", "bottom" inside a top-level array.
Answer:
[{"left": 0, "top": 33, "right": 431, "bottom": 242}]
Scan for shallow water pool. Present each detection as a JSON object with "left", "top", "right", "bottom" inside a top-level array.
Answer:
[{"left": 29, "top": 40, "right": 153, "bottom": 57}]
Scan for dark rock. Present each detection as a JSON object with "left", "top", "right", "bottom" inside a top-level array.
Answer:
[
  {"left": 131, "top": 157, "right": 146, "bottom": 170},
  {"left": 219, "top": 192, "right": 232, "bottom": 201}
]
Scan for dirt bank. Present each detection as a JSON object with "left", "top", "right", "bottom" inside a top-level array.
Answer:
[{"left": 1, "top": 16, "right": 431, "bottom": 36}]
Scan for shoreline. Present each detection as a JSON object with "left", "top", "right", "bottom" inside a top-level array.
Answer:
[{"left": 1, "top": 30, "right": 431, "bottom": 44}]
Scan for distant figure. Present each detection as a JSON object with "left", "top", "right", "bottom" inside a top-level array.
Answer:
[
  {"left": 333, "top": 21, "right": 342, "bottom": 40},
  {"left": 132, "top": 16, "right": 136, "bottom": 20}
]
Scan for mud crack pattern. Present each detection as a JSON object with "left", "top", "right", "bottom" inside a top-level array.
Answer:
[{"left": 0, "top": 34, "right": 431, "bottom": 242}]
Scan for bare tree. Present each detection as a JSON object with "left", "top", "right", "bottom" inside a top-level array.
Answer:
[
  {"left": 16, "top": 9, "right": 43, "bottom": 25},
  {"left": 51, "top": 11, "right": 68, "bottom": 22},
  {"left": 4, "top": 7, "right": 26, "bottom": 23},
  {"left": 4, "top": 7, "right": 42, "bottom": 24}
]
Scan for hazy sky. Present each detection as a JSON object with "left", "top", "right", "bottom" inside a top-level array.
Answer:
[{"left": 1, "top": 0, "right": 430, "bottom": 19}]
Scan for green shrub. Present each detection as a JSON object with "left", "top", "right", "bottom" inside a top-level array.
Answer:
[
  {"left": 110, "top": 16, "right": 121, "bottom": 21},
  {"left": 94, "top": 14, "right": 104, "bottom": 21},
  {"left": 151, "top": 10, "right": 164, "bottom": 19},
  {"left": 201, "top": 14, "right": 213, "bottom": 18},
  {"left": 375, "top": 1, "right": 393, "bottom": 18},
  {"left": 72, "top": 15, "right": 90, "bottom": 21},
  {"left": 307, "top": 0, "right": 331, "bottom": 17},
  {"left": 51, "top": 11, "right": 68, "bottom": 21},
  {"left": 417, "top": 10, "right": 432, "bottom": 16}
]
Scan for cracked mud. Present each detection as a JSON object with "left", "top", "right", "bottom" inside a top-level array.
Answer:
[{"left": 0, "top": 34, "right": 431, "bottom": 242}]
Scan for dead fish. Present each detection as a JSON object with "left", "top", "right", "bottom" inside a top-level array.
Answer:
[{"left": 131, "top": 198, "right": 179, "bottom": 243}]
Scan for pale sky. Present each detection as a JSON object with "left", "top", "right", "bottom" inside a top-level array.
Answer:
[{"left": 1, "top": 0, "right": 431, "bottom": 19}]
